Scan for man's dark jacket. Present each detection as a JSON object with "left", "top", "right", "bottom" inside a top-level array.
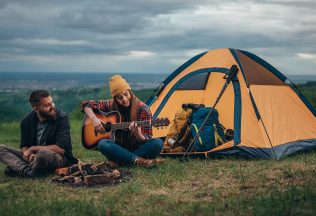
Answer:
[{"left": 20, "top": 109, "right": 78, "bottom": 165}]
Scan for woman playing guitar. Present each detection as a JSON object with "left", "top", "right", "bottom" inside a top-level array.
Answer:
[{"left": 82, "top": 75, "right": 164, "bottom": 167}]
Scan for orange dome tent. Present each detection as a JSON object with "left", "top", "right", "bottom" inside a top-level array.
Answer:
[{"left": 147, "top": 48, "right": 316, "bottom": 159}]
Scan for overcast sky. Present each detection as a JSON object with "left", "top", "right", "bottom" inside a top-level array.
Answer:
[{"left": 0, "top": 0, "right": 315, "bottom": 75}]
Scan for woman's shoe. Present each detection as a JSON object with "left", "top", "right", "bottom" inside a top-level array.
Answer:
[{"left": 133, "top": 157, "right": 165, "bottom": 167}]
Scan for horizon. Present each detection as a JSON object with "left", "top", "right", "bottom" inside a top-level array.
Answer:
[
  {"left": 0, "top": 71, "right": 315, "bottom": 76},
  {"left": 0, "top": 71, "right": 315, "bottom": 91}
]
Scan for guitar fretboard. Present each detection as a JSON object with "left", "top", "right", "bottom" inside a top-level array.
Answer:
[{"left": 111, "top": 120, "right": 151, "bottom": 130}]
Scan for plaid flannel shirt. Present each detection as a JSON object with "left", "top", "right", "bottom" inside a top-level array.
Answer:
[{"left": 81, "top": 99, "right": 152, "bottom": 141}]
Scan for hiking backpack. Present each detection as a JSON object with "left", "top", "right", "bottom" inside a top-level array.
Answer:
[{"left": 190, "top": 107, "right": 226, "bottom": 152}]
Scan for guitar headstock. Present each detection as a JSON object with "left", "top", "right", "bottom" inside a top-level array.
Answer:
[{"left": 152, "top": 117, "right": 170, "bottom": 128}]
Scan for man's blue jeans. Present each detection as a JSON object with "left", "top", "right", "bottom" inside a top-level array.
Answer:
[{"left": 98, "top": 138, "right": 163, "bottom": 165}]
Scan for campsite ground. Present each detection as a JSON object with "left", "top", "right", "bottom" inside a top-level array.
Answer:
[
  {"left": 0, "top": 120, "right": 316, "bottom": 216},
  {"left": 0, "top": 82, "right": 315, "bottom": 215}
]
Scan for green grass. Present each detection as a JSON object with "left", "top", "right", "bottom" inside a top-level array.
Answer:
[{"left": 0, "top": 120, "right": 316, "bottom": 215}]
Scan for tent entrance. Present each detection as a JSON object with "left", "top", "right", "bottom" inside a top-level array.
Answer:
[{"left": 150, "top": 67, "right": 242, "bottom": 145}]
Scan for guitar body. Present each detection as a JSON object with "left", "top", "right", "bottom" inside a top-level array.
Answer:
[
  {"left": 82, "top": 111, "right": 121, "bottom": 149},
  {"left": 82, "top": 109, "right": 170, "bottom": 150}
]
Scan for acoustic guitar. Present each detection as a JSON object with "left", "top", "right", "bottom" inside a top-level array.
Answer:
[{"left": 82, "top": 110, "right": 170, "bottom": 149}]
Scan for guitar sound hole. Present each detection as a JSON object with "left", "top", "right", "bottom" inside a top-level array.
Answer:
[{"left": 104, "top": 122, "right": 112, "bottom": 132}]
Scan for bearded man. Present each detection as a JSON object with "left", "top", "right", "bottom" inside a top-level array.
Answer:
[{"left": 0, "top": 90, "right": 77, "bottom": 177}]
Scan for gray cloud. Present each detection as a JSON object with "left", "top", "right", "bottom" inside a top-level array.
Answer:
[{"left": 0, "top": 0, "right": 315, "bottom": 74}]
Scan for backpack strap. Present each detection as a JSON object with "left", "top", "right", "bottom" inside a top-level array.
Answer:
[
  {"left": 190, "top": 123, "right": 203, "bottom": 145},
  {"left": 213, "top": 123, "right": 225, "bottom": 146}
]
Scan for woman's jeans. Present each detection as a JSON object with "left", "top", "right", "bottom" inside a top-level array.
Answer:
[{"left": 98, "top": 138, "right": 163, "bottom": 165}]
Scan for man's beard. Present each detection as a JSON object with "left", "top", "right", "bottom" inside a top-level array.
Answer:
[{"left": 39, "top": 108, "right": 57, "bottom": 120}]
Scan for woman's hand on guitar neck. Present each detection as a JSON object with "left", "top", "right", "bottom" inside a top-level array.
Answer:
[
  {"left": 93, "top": 117, "right": 106, "bottom": 134},
  {"left": 129, "top": 122, "right": 146, "bottom": 142}
]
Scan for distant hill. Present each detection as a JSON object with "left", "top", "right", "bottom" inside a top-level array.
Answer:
[
  {"left": 0, "top": 72, "right": 166, "bottom": 90},
  {"left": 0, "top": 82, "right": 315, "bottom": 123},
  {"left": 0, "top": 88, "right": 154, "bottom": 122}
]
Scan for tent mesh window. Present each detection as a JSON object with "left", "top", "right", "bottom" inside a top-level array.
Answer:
[{"left": 176, "top": 73, "right": 210, "bottom": 90}]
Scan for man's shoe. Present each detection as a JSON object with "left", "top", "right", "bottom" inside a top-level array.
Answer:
[
  {"left": 134, "top": 157, "right": 165, "bottom": 168},
  {"left": 20, "top": 166, "right": 42, "bottom": 178},
  {"left": 4, "top": 166, "right": 18, "bottom": 177}
]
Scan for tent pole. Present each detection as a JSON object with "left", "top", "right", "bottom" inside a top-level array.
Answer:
[{"left": 249, "top": 90, "right": 277, "bottom": 159}]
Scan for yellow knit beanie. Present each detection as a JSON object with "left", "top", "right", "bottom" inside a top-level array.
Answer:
[{"left": 109, "top": 75, "right": 131, "bottom": 97}]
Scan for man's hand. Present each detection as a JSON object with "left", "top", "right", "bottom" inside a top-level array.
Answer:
[
  {"left": 23, "top": 149, "right": 33, "bottom": 161},
  {"left": 28, "top": 154, "right": 36, "bottom": 162}
]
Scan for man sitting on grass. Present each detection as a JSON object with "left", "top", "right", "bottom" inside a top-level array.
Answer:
[{"left": 0, "top": 90, "right": 78, "bottom": 177}]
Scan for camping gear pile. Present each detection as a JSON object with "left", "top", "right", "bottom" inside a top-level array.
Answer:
[
  {"left": 52, "top": 161, "right": 132, "bottom": 187},
  {"left": 162, "top": 103, "right": 201, "bottom": 153},
  {"left": 147, "top": 48, "right": 316, "bottom": 159},
  {"left": 162, "top": 103, "right": 229, "bottom": 153}
]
